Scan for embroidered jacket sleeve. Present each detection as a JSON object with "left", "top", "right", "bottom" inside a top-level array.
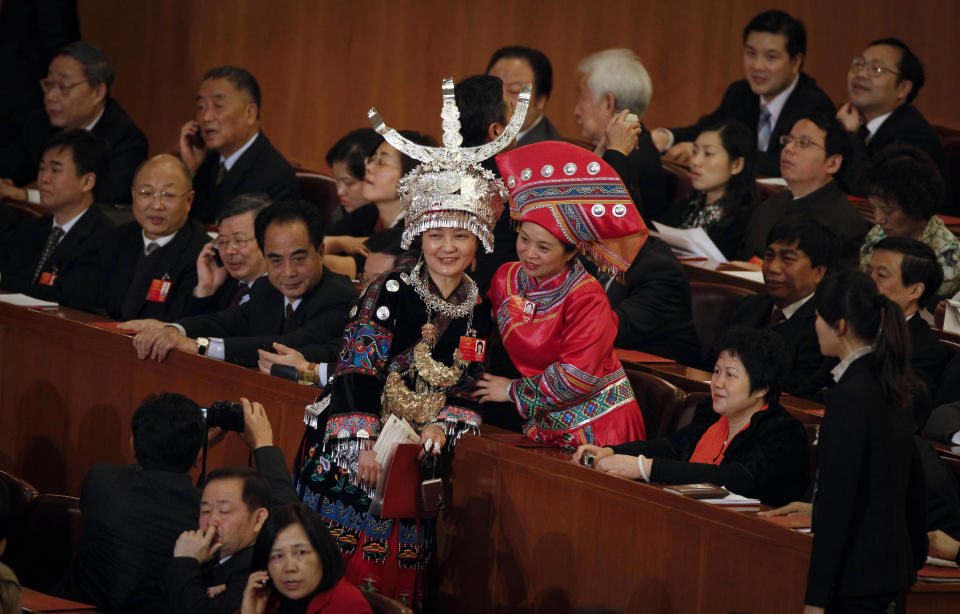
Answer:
[
  {"left": 321, "top": 278, "right": 397, "bottom": 442},
  {"left": 507, "top": 282, "right": 622, "bottom": 419}
]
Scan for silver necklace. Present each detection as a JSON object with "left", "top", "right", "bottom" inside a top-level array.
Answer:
[{"left": 403, "top": 260, "right": 478, "bottom": 320}]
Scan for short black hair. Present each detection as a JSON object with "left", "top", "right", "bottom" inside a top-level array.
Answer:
[
  {"left": 217, "top": 193, "right": 271, "bottom": 225},
  {"left": 485, "top": 45, "right": 554, "bottom": 99},
  {"left": 325, "top": 128, "right": 382, "bottom": 181},
  {"left": 202, "top": 66, "right": 262, "bottom": 116},
  {"left": 131, "top": 393, "right": 205, "bottom": 473},
  {"left": 794, "top": 112, "right": 851, "bottom": 175},
  {"left": 454, "top": 75, "right": 508, "bottom": 147},
  {"left": 766, "top": 215, "right": 840, "bottom": 271},
  {"left": 255, "top": 200, "right": 325, "bottom": 251},
  {"left": 715, "top": 326, "right": 788, "bottom": 403},
  {"left": 862, "top": 144, "right": 944, "bottom": 221},
  {"left": 203, "top": 466, "right": 272, "bottom": 513},
  {"left": 872, "top": 236, "right": 943, "bottom": 310},
  {"left": 251, "top": 504, "right": 345, "bottom": 593},
  {"left": 869, "top": 37, "right": 925, "bottom": 104},
  {"left": 363, "top": 226, "right": 404, "bottom": 256},
  {"left": 42, "top": 129, "right": 111, "bottom": 200},
  {"left": 743, "top": 10, "right": 806, "bottom": 59},
  {"left": 56, "top": 41, "right": 115, "bottom": 93}
]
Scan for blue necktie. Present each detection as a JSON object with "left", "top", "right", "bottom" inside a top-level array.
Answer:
[{"left": 757, "top": 107, "right": 772, "bottom": 152}]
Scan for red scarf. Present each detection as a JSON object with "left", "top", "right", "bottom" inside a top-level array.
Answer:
[{"left": 689, "top": 404, "right": 768, "bottom": 465}]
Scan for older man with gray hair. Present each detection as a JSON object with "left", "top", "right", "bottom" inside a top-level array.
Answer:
[{"left": 574, "top": 48, "right": 667, "bottom": 220}]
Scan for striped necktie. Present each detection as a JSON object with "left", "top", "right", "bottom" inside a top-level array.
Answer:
[{"left": 32, "top": 226, "right": 64, "bottom": 283}]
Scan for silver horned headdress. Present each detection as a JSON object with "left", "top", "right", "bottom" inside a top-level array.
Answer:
[{"left": 368, "top": 78, "right": 531, "bottom": 253}]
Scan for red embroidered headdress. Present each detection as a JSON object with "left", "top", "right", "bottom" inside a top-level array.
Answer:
[{"left": 495, "top": 141, "right": 648, "bottom": 277}]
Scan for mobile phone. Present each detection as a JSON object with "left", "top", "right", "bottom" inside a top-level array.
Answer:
[
  {"left": 188, "top": 128, "right": 205, "bottom": 150},
  {"left": 212, "top": 249, "right": 224, "bottom": 267}
]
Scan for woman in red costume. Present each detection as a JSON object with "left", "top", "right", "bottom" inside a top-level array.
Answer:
[{"left": 475, "top": 141, "right": 649, "bottom": 447}]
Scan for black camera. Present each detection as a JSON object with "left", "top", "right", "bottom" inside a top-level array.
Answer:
[{"left": 202, "top": 401, "right": 245, "bottom": 432}]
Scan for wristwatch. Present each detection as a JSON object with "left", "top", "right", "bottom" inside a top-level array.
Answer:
[{"left": 196, "top": 337, "right": 210, "bottom": 356}]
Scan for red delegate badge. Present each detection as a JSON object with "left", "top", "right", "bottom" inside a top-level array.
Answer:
[
  {"left": 38, "top": 271, "right": 58, "bottom": 286},
  {"left": 507, "top": 294, "right": 536, "bottom": 323},
  {"left": 458, "top": 337, "right": 486, "bottom": 362},
  {"left": 146, "top": 279, "right": 172, "bottom": 303}
]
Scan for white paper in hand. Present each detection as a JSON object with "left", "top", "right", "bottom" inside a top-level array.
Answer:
[{"left": 651, "top": 221, "right": 727, "bottom": 262}]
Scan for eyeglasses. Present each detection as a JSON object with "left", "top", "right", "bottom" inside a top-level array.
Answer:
[
  {"left": 365, "top": 154, "right": 401, "bottom": 170},
  {"left": 39, "top": 78, "right": 88, "bottom": 95},
  {"left": 779, "top": 135, "right": 825, "bottom": 150},
  {"left": 134, "top": 190, "right": 188, "bottom": 205},
  {"left": 213, "top": 236, "right": 253, "bottom": 251},
  {"left": 849, "top": 58, "right": 900, "bottom": 78}
]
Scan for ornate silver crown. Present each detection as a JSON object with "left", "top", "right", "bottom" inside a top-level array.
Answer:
[{"left": 368, "top": 78, "right": 531, "bottom": 253}]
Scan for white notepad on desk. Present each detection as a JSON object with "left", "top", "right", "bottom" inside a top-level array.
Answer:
[
  {"left": 651, "top": 222, "right": 727, "bottom": 262},
  {"left": 720, "top": 270, "right": 765, "bottom": 284},
  {"left": 0, "top": 293, "right": 58, "bottom": 308}
]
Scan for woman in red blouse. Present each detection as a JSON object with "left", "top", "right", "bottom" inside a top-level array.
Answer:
[{"left": 475, "top": 142, "right": 649, "bottom": 447}]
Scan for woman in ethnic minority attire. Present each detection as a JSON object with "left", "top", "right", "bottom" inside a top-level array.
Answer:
[
  {"left": 294, "top": 80, "right": 530, "bottom": 609},
  {"left": 475, "top": 142, "right": 649, "bottom": 447}
]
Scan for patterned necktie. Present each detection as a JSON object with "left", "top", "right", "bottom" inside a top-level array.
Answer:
[
  {"left": 770, "top": 306, "right": 785, "bottom": 328},
  {"left": 144, "top": 242, "right": 159, "bottom": 256},
  {"left": 230, "top": 282, "right": 250, "bottom": 307},
  {"left": 282, "top": 303, "right": 295, "bottom": 332},
  {"left": 216, "top": 161, "right": 227, "bottom": 186},
  {"left": 32, "top": 226, "right": 64, "bottom": 283},
  {"left": 757, "top": 107, "right": 772, "bottom": 152}
]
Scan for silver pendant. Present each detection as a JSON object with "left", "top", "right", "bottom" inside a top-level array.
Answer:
[
  {"left": 385, "top": 279, "right": 400, "bottom": 292},
  {"left": 376, "top": 306, "right": 391, "bottom": 320}
]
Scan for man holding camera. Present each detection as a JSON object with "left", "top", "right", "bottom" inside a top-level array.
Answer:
[{"left": 159, "top": 400, "right": 297, "bottom": 614}]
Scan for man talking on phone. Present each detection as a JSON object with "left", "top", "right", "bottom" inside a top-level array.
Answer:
[{"left": 179, "top": 66, "right": 299, "bottom": 224}]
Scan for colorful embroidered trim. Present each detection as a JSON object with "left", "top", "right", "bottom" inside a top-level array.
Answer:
[
  {"left": 335, "top": 320, "right": 393, "bottom": 377},
  {"left": 325, "top": 412, "right": 381, "bottom": 438},
  {"left": 531, "top": 373, "right": 635, "bottom": 432}
]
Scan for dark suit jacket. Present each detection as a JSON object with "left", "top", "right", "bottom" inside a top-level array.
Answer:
[
  {"left": 728, "top": 294, "right": 835, "bottom": 399},
  {"left": 586, "top": 237, "right": 702, "bottom": 367},
  {"left": 176, "top": 268, "right": 357, "bottom": 366},
  {"left": 56, "top": 464, "right": 200, "bottom": 614},
  {"left": 908, "top": 314, "right": 948, "bottom": 405},
  {"left": 191, "top": 133, "right": 300, "bottom": 224},
  {"left": 671, "top": 73, "right": 836, "bottom": 177},
  {"left": 0, "top": 205, "right": 112, "bottom": 310},
  {"left": 925, "top": 400, "right": 960, "bottom": 444},
  {"left": 97, "top": 219, "right": 208, "bottom": 321},
  {"left": 159, "top": 446, "right": 298, "bottom": 614},
  {"left": 181, "top": 276, "right": 267, "bottom": 317},
  {"left": 840, "top": 104, "right": 955, "bottom": 214},
  {"left": 611, "top": 399, "right": 809, "bottom": 507},
  {"left": 517, "top": 115, "right": 562, "bottom": 146},
  {"left": 604, "top": 125, "right": 668, "bottom": 221},
  {"left": 806, "top": 357, "right": 925, "bottom": 606},
  {"left": 0, "top": 99, "right": 148, "bottom": 205},
  {"left": 736, "top": 179, "right": 869, "bottom": 267}
]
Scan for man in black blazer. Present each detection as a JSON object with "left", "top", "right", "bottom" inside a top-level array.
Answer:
[
  {"left": 586, "top": 236, "right": 702, "bottom": 367},
  {"left": 55, "top": 393, "right": 207, "bottom": 614},
  {"left": 652, "top": 10, "right": 835, "bottom": 178},
  {"left": 132, "top": 201, "right": 356, "bottom": 367},
  {"left": 865, "top": 237, "right": 949, "bottom": 407},
  {"left": 179, "top": 66, "right": 299, "bottom": 224},
  {"left": 0, "top": 130, "right": 113, "bottom": 310},
  {"left": 486, "top": 45, "right": 563, "bottom": 146},
  {"left": 738, "top": 113, "right": 869, "bottom": 265},
  {"left": 97, "top": 154, "right": 208, "bottom": 321},
  {"left": 837, "top": 38, "right": 954, "bottom": 212},
  {"left": 574, "top": 48, "right": 667, "bottom": 220},
  {"left": 727, "top": 216, "right": 840, "bottom": 399},
  {"left": 0, "top": 41, "right": 148, "bottom": 205}
]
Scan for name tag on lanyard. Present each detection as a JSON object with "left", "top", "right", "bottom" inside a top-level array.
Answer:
[{"left": 507, "top": 294, "right": 536, "bottom": 324}]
